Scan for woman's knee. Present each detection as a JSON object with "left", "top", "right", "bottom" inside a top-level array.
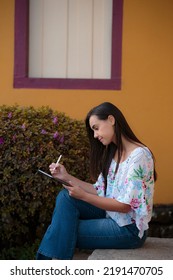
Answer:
[
  {"left": 55, "top": 188, "right": 74, "bottom": 205},
  {"left": 56, "top": 188, "right": 68, "bottom": 201},
  {"left": 52, "top": 189, "right": 71, "bottom": 214}
]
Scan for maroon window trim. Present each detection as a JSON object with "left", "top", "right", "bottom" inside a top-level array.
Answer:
[{"left": 14, "top": 0, "right": 123, "bottom": 90}]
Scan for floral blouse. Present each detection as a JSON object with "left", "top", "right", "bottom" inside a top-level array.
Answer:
[{"left": 93, "top": 147, "right": 155, "bottom": 238}]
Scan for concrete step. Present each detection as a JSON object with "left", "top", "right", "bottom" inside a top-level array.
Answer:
[
  {"left": 73, "top": 249, "right": 93, "bottom": 260},
  {"left": 88, "top": 237, "right": 173, "bottom": 260}
]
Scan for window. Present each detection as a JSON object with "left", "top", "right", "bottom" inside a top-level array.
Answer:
[{"left": 14, "top": 0, "right": 123, "bottom": 90}]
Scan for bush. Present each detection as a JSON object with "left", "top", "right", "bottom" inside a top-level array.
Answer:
[{"left": 0, "top": 105, "right": 90, "bottom": 257}]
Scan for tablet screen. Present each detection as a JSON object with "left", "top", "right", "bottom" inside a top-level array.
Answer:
[{"left": 38, "top": 169, "right": 72, "bottom": 186}]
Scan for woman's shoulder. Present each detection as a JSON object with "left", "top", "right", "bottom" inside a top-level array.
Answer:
[{"left": 130, "top": 146, "right": 153, "bottom": 163}]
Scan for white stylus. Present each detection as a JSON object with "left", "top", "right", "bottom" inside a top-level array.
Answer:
[{"left": 54, "top": 154, "right": 62, "bottom": 170}]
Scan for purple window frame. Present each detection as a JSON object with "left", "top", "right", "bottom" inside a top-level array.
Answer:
[{"left": 14, "top": 0, "right": 123, "bottom": 90}]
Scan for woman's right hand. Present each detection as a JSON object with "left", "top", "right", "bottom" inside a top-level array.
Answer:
[{"left": 49, "top": 162, "right": 69, "bottom": 181}]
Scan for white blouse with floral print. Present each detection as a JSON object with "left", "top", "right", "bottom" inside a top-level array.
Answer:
[{"left": 93, "top": 147, "right": 155, "bottom": 238}]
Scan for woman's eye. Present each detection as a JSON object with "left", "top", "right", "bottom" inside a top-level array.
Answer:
[{"left": 91, "top": 125, "right": 99, "bottom": 131}]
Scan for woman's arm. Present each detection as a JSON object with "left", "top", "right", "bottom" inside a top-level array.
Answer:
[
  {"left": 64, "top": 174, "right": 97, "bottom": 195},
  {"left": 83, "top": 193, "right": 131, "bottom": 213},
  {"left": 49, "top": 162, "right": 97, "bottom": 195},
  {"left": 83, "top": 191, "right": 131, "bottom": 213},
  {"left": 66, "top": 184, "right": 131, "bottom": 213},
  {"left": 50, "top": 162, "right": 131, "bottom": 213}
]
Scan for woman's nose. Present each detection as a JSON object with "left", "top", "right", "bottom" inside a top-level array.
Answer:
[{"left": 94, "top": 131, "right": 98, "bottom": 138}]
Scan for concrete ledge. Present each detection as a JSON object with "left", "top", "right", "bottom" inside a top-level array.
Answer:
[{"left": 88, "top": 237, "right": 173, "bottom": 260}]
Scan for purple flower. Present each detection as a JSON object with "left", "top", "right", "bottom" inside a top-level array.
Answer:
[
  {"left": 0, "top": 137, "right": 5, "bottom": 145},
  {"left": 53, "top": 131, "right": 59, "bottom": 139},
  {"left": 59, "top": 135, "right": 64, "bottom": 144},
  {"left": 52, "top": 116, "right": 58, "bottom": 124},
  {"left": 12, "top": 134, "right": 17, "bottom": 142},
  {"left": 8, "top": 112, "right": 12, "bottom": 119},
  {"left": 41, "top": 129, "right": 47, "bottom": 135},
  {"left": 21, "top": 123, "right": 26, "bottom": 130}
]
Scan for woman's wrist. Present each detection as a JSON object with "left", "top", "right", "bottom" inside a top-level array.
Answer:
[{"left": 64, "top": 173, "right": 73, "bottom": 183}]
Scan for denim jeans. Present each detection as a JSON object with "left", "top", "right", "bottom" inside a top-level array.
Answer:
[{"left": 36, "top": 189, "right": 147, "bottom": 260}]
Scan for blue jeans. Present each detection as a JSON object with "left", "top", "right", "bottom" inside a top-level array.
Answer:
[{"left": 36, "top": 189, "right": 147, "bottom": 260}]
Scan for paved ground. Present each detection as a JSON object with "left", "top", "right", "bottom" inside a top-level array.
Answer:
[{"left": 72, "top": 238, "right": 173, "bottom": 260}]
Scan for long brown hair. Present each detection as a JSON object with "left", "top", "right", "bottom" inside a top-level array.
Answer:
[{"left": 85, "top": 102, "right": 157, "bottom": 188}]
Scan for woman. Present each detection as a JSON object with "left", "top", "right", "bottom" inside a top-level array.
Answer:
[{"left": 36, "top": 102, "right": 156, "bottom": 260}]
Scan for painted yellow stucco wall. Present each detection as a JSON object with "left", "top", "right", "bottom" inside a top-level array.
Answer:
[{"left": 0, "top": 0, "right": 173, "bottom": 203}]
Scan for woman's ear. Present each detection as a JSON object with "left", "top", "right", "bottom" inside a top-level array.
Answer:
[{"left": 108, "top": 115, "right": 115, "bottom": 125}]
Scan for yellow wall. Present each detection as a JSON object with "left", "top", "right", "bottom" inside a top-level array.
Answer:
[{"left": 0, "top": 0, "right": 173, "bottom": 203}]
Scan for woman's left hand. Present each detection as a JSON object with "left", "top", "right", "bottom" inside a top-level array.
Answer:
[{"left": 63, "top": 182, "right": 86, "bottom": 200}]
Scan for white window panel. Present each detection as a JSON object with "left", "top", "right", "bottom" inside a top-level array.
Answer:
[
  {"left": 93, "top": 0, "right": 112, "bottom": 79},
  {"left": 42, "top": 0, "right": 68, "bottom": 78},
  {"left": 29, "top": 0, "right": 43, "bottom": 77},
  {"left": 29, "top": 0, "right": 112, "bottom": 79},
  {"left": 67, "top": 0, "right": 93, "bottom": 78}
]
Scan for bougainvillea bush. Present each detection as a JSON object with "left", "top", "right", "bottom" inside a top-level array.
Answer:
[{"left": 0, "top": 105, "right": 90, "bottom": 256}]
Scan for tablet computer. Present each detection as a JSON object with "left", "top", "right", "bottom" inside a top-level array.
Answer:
[{"left": 38, "top": 169, "right": 72, "bottom": 186}]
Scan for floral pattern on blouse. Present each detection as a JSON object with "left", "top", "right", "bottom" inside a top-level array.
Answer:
[{"left": 93, "top": 147, "right": 155, "bottom": 238}]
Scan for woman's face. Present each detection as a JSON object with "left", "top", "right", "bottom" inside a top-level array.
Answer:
[{"left": 89, "top": 115, "right": 116, "bottom": 145}]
